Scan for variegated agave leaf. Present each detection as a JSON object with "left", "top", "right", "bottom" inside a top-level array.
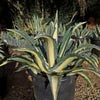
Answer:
[
  {"left": 47, "top": 74, "right": 62, "bottom": 100},
  {"left": 53, "top": 10, "right": 58, "bottom": 42},
  {"left": 58, "top": 26, "right": 73, "bottom": 58},
  {"left": 14, "top": 48, "right": 51, "bottom": 73},
  {"left": 6, "top": 29, "right": 44, "bottom": 55},
  {"left": 0, "top": 40, "right": 6, "bottom": 63},
  {"left": 66, "top": 67, "right": 100, "bottom": 88},
  {"left": 16, "top": 64, "right": 40, "bottom": 75},
  {"left": 53, "top": 53, "right": 80, "bottom": 72},
  {"left": 34, "top": 34, "right": 57, "bottom": 68},
  {"left": 47, "top": 21, "right": 54, "bottom": 35},
  {"left": 72, "top": 44, "right": 100, "bottom": 54},
  {"left": 72, "top": 22, "right": 87, "bottom": 33},
  {"left": 7, "top": 29, "right": 36, "bottom": 46},
  {"left": 67, "top": 71, "right": 93, "bottom": 88}
]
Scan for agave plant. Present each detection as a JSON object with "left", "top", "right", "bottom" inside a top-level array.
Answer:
[
  {"left": 1, "top": 26, "right": 100, "bottom": 100},
  {"left": 0, "top": 40, "right": 5, "bottom": 61},
  {"left": 92, "top": 24, "right": 100, "bottom": 38},
  {"left": 1, "top": 11, "right": 100, "bottom": 100},
  {"left": 71, "top": 22, "right": 93, "bottom": 39},
  {"left": 71, "top": 22, "right": 95, "bottom": 49},
  {"left": 0, "top": 40, "right": 6, "bottom": 78},
  {"left": 13, "top": 14, "right": 46, "bottom": 36}
]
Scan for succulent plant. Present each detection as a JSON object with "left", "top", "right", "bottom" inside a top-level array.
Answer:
[
  {"left": 1, "top": 11, "right": 100, "bottom": 100},
  {"left": 0, "top": 39, "right": 6, "bottom": 66},
  {"left": 92, "top": 24, "right": 100, "bottom": 38},
  {"left": 72, "top": 22, "right": 93, "bottom": 38},
  {"left": 0, "top": 27, "right": 100, "bottom": 100}
]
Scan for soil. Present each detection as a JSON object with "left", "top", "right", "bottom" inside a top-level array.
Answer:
[
  {"left": 75, "top": 59, "right": 100, "bottom": 100},
  {"left": 0, "top": 50, "right": 100, "bottom": 100},
  {"left": 0, "top": 63, "right": 35, "bottom": 100}
]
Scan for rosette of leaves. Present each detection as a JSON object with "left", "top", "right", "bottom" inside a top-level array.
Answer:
[
  {"left": 71, "top": 22, "right": 94, "bottom": 51},
  {"left": 71, "top": 22, "right": 93, "bottom": 41},
  {"left": 1, "top": 12, "right": 100, "bottom": 100},
  {"left": 1, "top": 27, "right": 100, "bottom": 100}
]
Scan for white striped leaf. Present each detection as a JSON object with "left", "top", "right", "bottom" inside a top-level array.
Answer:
[
  {"left": 72, "top": 22, "right": 87, "bottom": 33},
  {"left": 16, "top": 65, "right": 40, "bottom": 75},
  {"left": 73, "top": 44, "right": 100, "bottom": 53},
  {"left": 53, "top": 53, "right": 79, "bottom": 72},
  {"left": 14, "top": 48, "right": 50, "bottom": 73},
  {"left": 53, "top": 10, "right": 58, "bottom": 42},
  {"left": 58, "top": 27, "right": 73, "bottom": 58},
  {"left": 71, "top": 67, "right": 100, "bottom": 77},
  {"left": 7, "top": 56, "right": 40, "bottom": 70},
  {"left": 47, "top": 74, "right": 62, "bottom": 100},
  {"left": 35, "top": 35, "right": 57, "bottom": 67},
  {"left": 67, "top": 72, "right": 93, "bottom": 88},
  {"left": 7, "top": 29, "right": 36, "bottom": 46}
]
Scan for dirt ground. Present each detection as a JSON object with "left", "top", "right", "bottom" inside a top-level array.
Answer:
[
  {"left": 0, "top": 62, "right": 35, "bottom": 100},
  {"left": 0, "top": 57, "right": 100, "bottom": 100},
  {"left": 75, "top": 59, "right": 100, "bottom": 100}
]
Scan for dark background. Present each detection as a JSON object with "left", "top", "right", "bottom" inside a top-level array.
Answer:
[{"left": 0, "top": 0, "right": 100, "bottom": 29}]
